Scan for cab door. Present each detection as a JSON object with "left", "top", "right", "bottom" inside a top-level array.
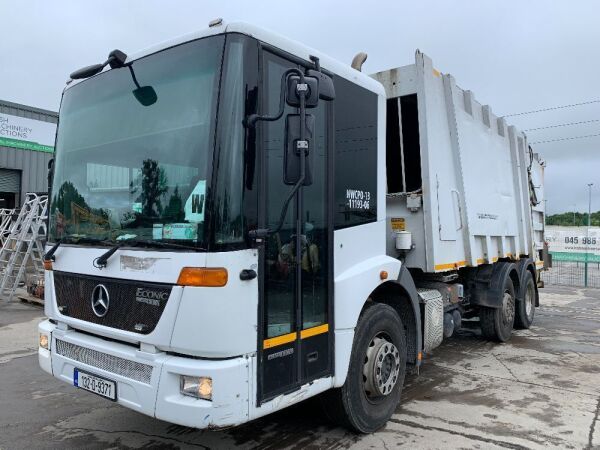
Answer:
[{"left": 257, "top": 49, "right": 332, "bottom": 402}]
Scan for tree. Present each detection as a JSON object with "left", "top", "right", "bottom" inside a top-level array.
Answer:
[
  {"left": 546, "top": 211, "right": 600, "bottom": 227},
  {"left": 51, "top": 181, "right": 110, "bottom": 236},
  {"left": 130, "top": 159, "right": 168, "bottom": 220},
  {"left": 163, "top": 185, "right": 184, "bottom": 222},
  {"left": 52, "top": 181, "right": 86, "bottom": 218}
]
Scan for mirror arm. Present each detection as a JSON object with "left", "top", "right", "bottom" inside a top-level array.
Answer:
[
  {"left": 246, "top": 68, "right": 303, "bottom": 127},
  {"left": 127, "top": 65, "right": 142, "bottom": 89},
  {"left": 249, "top": 71, "right": 308, "bottom": 241},
  {"left": 270, "top": 152, "right": 306, "bottom": 233},
  {"left": 249, "top": 150, "right": 307, "bottom": 240}
]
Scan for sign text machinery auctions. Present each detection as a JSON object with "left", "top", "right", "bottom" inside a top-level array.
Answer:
[{"left": 0, "top": 113, "right": 56, "bottom": 153}]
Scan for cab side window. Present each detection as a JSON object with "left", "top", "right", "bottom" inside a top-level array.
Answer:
[{"left": 333, "top": 77, "right": 378, "bottom": 229}]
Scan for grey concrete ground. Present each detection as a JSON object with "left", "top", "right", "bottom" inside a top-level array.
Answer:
[{"left": 1, "top": 285, "right": 600, "bottom": 449}]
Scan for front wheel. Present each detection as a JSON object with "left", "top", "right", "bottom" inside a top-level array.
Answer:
[{"left": 320, "top": 303, "right": 407, "bottom": 433}]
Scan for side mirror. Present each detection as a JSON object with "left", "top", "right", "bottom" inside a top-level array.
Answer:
[
  {"left": 47, "top": 158, "right": 55, "bottom": 196},
  {"left": 286, "top": 75, "right": 319, "bottom": 108},
  {"left": 128, "top": 65, "right": 157, "bottom": 106},
  {"left": 132, "top": 86, "right": 158, "bottom": 106},
  {"left": 284, "top": 114, "right": 314, "bottom": 186},
  {"left": 307, "top": 69, "right": 335, "bottom": 101}
]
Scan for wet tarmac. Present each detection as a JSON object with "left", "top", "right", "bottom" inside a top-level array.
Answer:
[{"left": 1, "top": 285, "right": 599, "bottom": 449}]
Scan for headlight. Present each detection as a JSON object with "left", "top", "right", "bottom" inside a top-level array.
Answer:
[
  {"left": 39, "top": 333, "right": 50, "bottom": 350},
  {"left": 180, "top": 375, "right": 212, "bottom": 400}
]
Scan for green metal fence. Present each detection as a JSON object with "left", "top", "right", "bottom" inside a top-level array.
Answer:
[
  {"left": 541, "top": 253, "right": 600, "bottom": 288},
  {"left": 550, "top": 251, "right": 600, "bottom": 263}
]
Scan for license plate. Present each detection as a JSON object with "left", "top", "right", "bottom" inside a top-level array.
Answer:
[{"left": 74, "top": 368, "right": 117, "bottom": 401}]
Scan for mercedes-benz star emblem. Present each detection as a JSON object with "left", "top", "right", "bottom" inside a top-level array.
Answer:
[{"left": 91, "top": 284, "right": 110, "bottom": 318}]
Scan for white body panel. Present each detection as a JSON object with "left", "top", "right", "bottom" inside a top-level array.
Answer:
[
  {"left": 45, "top": 248, "right": 257, "bottom": 356},
  {"left": 332, "top": 221, "right": 402, "bottom": 386},
  {"left": 372, "top": 52, "right": 544, "bottom": 272},
  {"left": 170, "top": 249, "right": 258, "bottom": 357},
  {"left": 39, "top": 319, "right": 335, "bottom": 428}
]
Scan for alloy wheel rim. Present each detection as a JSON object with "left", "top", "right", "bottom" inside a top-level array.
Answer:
[
  {"left": 363, "top": 335, "right": 401, "bottom": 400},
  {"left": 525, "top": 282, "right": 534, "bottom": 319},
  {"left": 502, "top": 291, "right": 515, "bottom": 327}
]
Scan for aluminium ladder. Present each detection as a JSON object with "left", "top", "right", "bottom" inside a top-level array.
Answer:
[
  {"left": 0, "top": 194, "right": 48, "bottom": 301},
  {"left": 0, "top": 208, "right": 17, "bottom": 248}
]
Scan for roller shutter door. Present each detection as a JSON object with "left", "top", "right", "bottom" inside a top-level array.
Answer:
[{"left": 0, "top": 169, "right": 21, "bottom": 193}]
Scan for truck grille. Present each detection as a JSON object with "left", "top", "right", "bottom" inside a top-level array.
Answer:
[
  {"left": 53, "top": 271, "right": 172, "bottom": 334},
  {"left": 55, "top": 339, "right": 153, "bottom": 384}
]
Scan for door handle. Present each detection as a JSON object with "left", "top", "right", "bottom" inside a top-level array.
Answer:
[
  {"left": 451, "top": 189, "right": 463, "bottom": 230},
  {"left": 239, "top": 269, "right": 257, "bottom": 281}
]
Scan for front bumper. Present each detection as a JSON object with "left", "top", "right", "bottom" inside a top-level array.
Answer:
[{"left": 38, "top": 320, "right": 251, "bottom": 429}]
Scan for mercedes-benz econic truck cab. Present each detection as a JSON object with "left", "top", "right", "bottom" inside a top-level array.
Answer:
[{"left": 39, "top": 21, "right": 545, "bottom": 433}]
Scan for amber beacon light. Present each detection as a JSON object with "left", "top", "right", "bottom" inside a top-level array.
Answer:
[{"left": 177, "top": 267, "right": 228, "bottom": 287}]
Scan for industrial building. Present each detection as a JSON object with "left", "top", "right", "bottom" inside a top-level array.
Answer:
[{"left": 0, "top": 99, "right": 57, "bottom": 208}]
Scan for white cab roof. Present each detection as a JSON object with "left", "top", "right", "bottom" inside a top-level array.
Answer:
[{"left": 67, "top": 21, "right": 384, "bottom": 96}]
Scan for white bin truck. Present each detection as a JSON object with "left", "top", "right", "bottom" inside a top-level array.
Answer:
[{"left": 39, "top": 21, "right": 546, "bottom": 432}]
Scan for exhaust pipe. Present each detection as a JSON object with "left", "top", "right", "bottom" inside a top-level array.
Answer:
[{"left": 351, "top": 52, "right": 368, "bottom": 71}]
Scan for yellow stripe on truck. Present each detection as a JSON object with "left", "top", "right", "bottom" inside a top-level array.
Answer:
[
  {"left": 263, "top": 332, "right": 296, "bottom": 349},
  {"left": 434, "top": 261, "right": 467, "bottom": 271},
  {"left": 263, "top": 324, "right": 330, "bottom": 349},
  {"left": 300, "top": 324, "right": 329, "bottom": 339}
]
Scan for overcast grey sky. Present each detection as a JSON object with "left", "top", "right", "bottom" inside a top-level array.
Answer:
[{"left": 1, "top": 0, "right": 598, "bottom": 214}]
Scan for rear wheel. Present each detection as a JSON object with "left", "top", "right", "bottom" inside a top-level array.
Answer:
[
  {"left": 480, "top": 276, "right": 515, "bottom": 342},
  {"left": 515, "top": 271, "right": 536, "bottom": 329},
  {"left": 320, "top": 303, "right": 407, "bottom": 433}
]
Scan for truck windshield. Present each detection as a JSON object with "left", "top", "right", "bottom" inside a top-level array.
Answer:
[{"left": 49, "top": 35, "right": 225, "bottom": 249}]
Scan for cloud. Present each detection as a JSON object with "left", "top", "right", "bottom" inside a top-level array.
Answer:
[{"left": 1, "top": 0, "right": 598, "bottom": 214}]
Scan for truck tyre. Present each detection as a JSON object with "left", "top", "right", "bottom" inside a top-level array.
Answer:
[
  {"left": 320, "top": 303, "right": 407, "bottom": 433},
  {"left": 515, "top": 271, "right": 535, "bottom": 329},
  {"left": 480, "top": 276, "right": 515, "bottom": 342}
]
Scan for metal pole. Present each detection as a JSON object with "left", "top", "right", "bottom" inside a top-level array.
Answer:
[{"left": 585, "top": 183, "right": 593, "bottom": 287}]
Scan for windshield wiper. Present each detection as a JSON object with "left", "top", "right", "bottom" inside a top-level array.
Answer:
[
  {"left": 56, "top": 236, "right": 117, "bottom": 269},
  {"left": 94, "top": 242, "right": 122, "bottom": 269},
  {"left": 44, "top": 240, "right": 62, "bottom": 262}
]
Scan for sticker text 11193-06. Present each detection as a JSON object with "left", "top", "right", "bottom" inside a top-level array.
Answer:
[{"left": 346, "top": 189, "right": 371, "bottom": 210}]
